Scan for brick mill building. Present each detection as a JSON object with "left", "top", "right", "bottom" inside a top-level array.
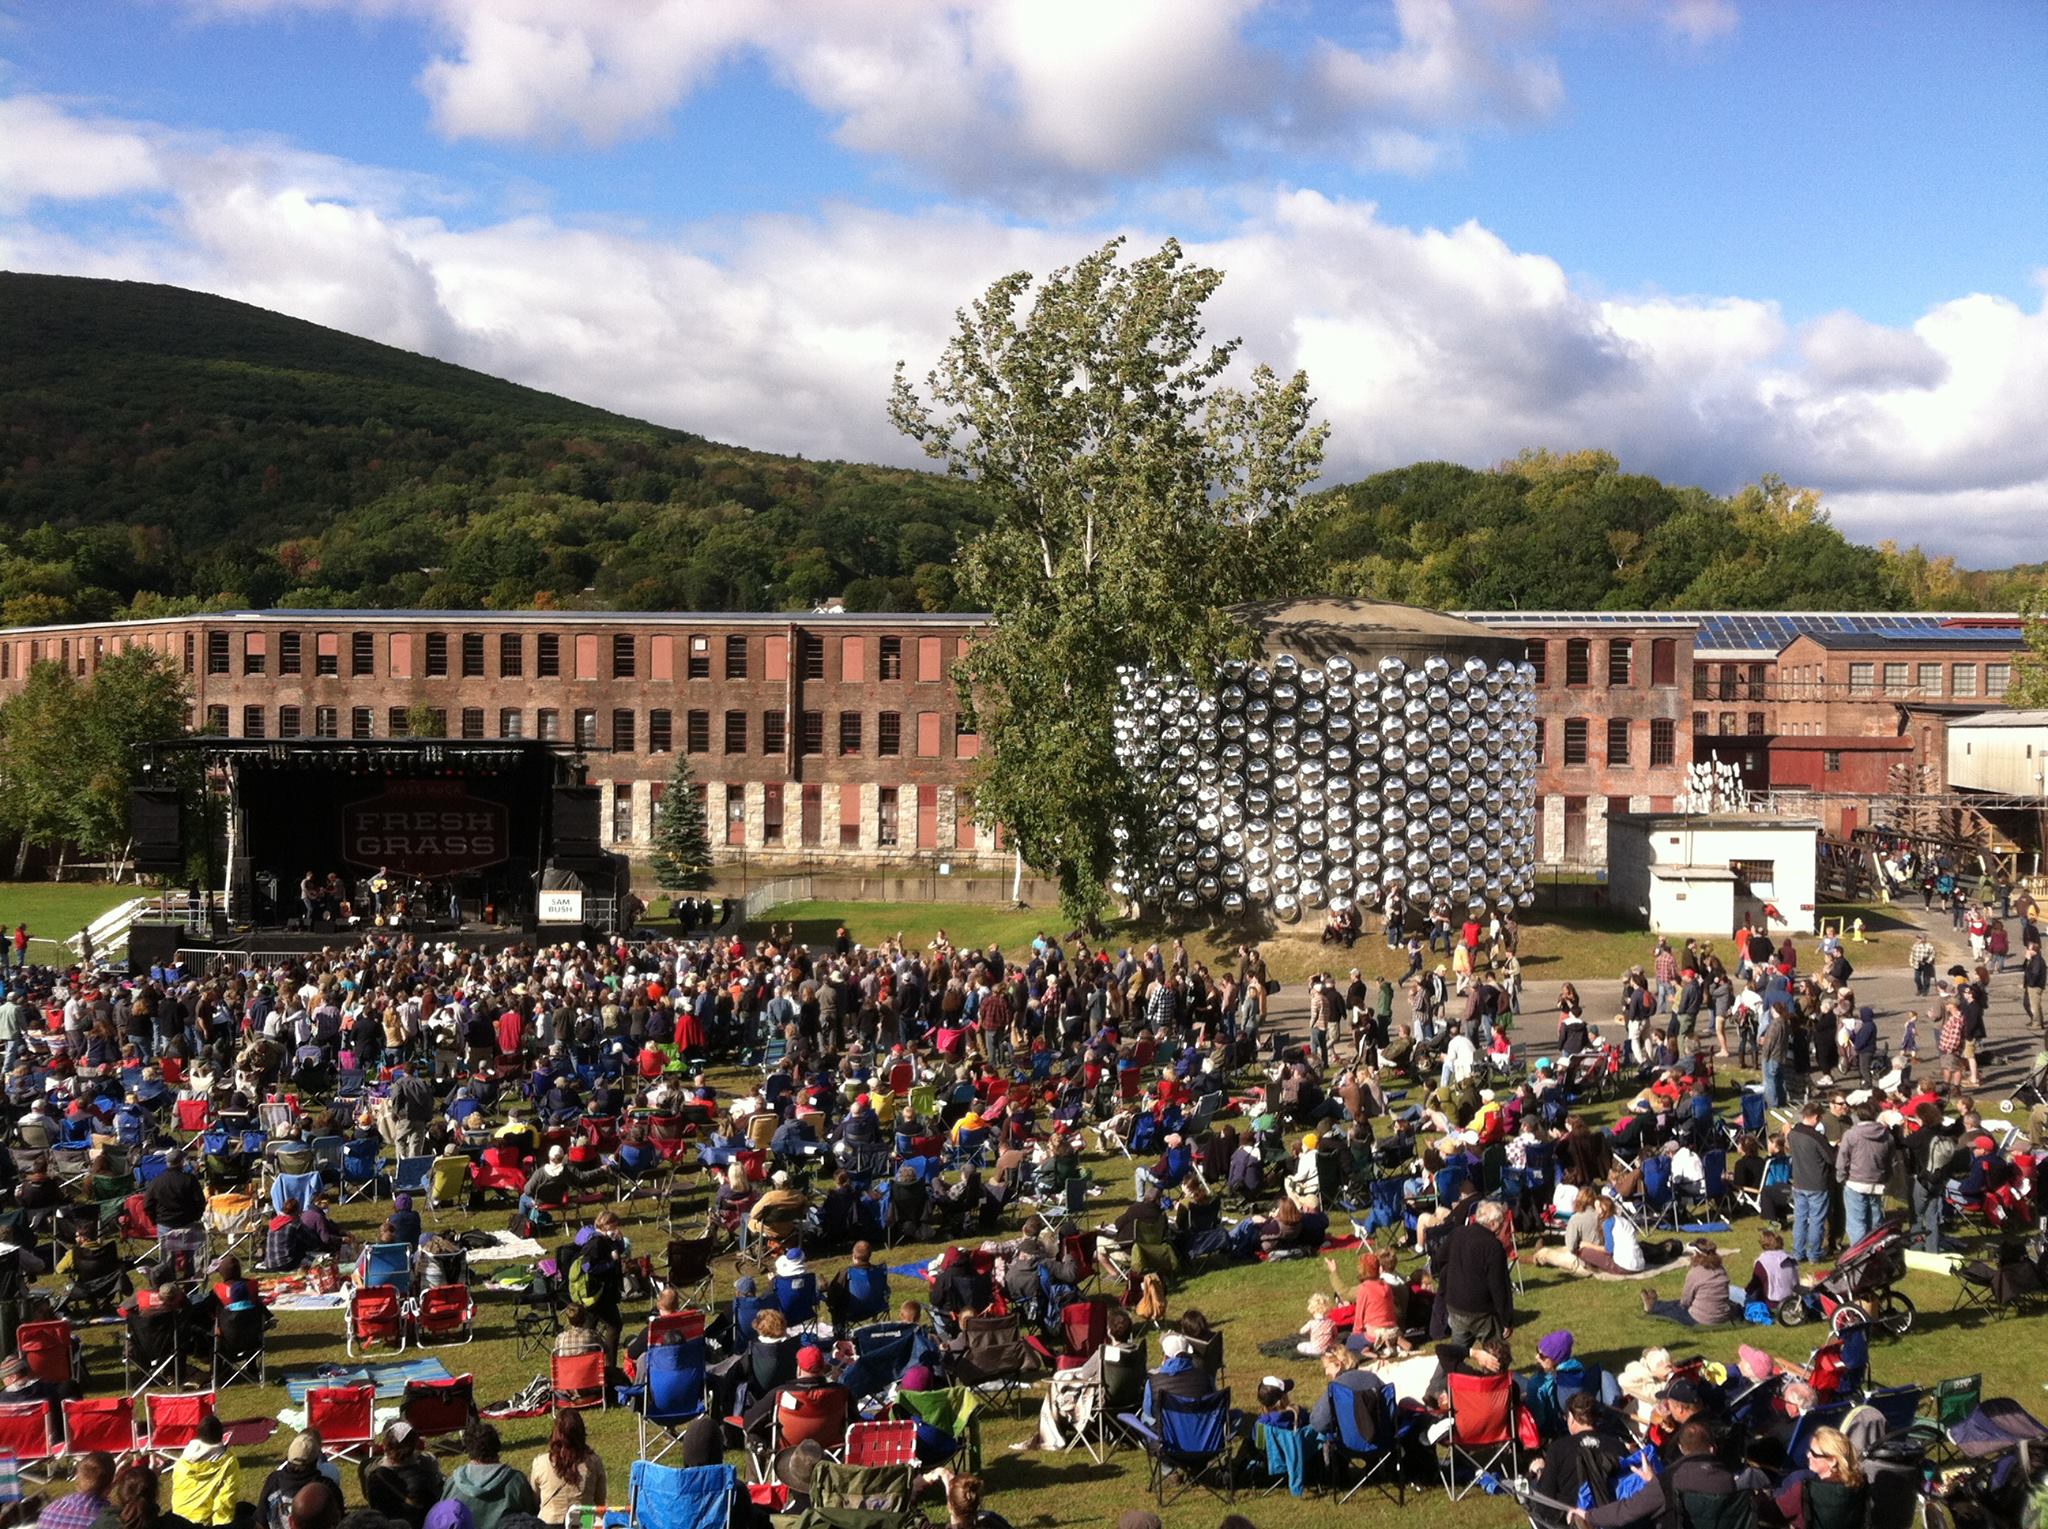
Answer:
[{"left": 0, "top": 606, "right": 2024, "bottom": 868}]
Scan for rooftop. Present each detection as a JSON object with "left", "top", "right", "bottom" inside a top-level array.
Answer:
[
  {"left": 1461, "top": 610, "right": 2024, "bottom": 658},
  {"left": 1947, "top": 709, "right": 2048, "bottom": 729}
]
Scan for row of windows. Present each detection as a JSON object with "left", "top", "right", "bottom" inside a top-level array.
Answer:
[
  {"left": 608, "top": 781, "right": 982, "bottom": 852},
  {"left": 194, "top": 703, "right": 979, "bottom": 757},
  {"left": 195, "top": 627, "right": 961, "bottom": 683},
  {"left": 1537, "top": 716, "right": 1678, "bottom": 769},
  {"left": 1845, "top": 660, "right": 2010, "bottom": 700},
  {"left": 1526, "top": 638, "right": 1679, "bottom": 689},
  {"left": 1692, "top": 711, "right": 1770, "bottom": 737}
]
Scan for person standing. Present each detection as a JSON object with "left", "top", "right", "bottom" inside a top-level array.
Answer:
[
  {"left": 1910, "top": 933, "right": 1935, "bottom": 999},
  {"left": 2022, "top": 940, "right": 2046, "bottom": 1032},
  {"left": 1440, "top": 1201, "right": 1514, "bottom": 1347},
  {"left": 1834, "top": 1099, "right": 1894, "bottom": 1249},
  {"left": 1787, "top": 1102, "right": 1834, "bottom": 1268}
]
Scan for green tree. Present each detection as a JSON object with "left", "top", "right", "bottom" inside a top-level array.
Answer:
[
  {"left": 68, "top": 647, "right": 190, "bottom": 861},
  {"left": 404, "top": 702, "right": 444, "bottom": 738},
  {"left": 649, "top": 754, "right": 713, "bottom": 892},
  {"left": 0, "top": 662, "right": 86, "bottom": 874},
  {"left": 888, "top": 236, "right": 1328, "bottom": 927},
  {"left": 2007, "top": 586, "right": 2048, "bottom": 708}
]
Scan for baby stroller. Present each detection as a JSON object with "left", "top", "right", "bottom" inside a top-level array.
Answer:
[
  {"left": 1779, "top": 1214, "right": 1915, "bottom": 1336},
  {"left": 1998, "top": 1052, "right": 2048, "bottom": 1115}
]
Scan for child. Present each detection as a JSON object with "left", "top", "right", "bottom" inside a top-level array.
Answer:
[
  {"left": 1350, "top": 1248, "right": 1410, "bottom": 1355},
  {"left": 1746, "top": 1228, "right": 1799, "bottom": 1305},
  {"left": 1256, "top": 1376, "right": 1303, "bottom": 1429},
  {"left": 1296, "top": 1291, "right": 1336, "bottom": 1357}
]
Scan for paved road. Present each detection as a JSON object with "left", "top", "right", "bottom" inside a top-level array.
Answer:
[{"left": 1262, "top": 901, "right": 2045, "bottom": 1101}]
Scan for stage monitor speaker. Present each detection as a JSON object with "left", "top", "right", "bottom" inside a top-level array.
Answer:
[
  {"left": 130, "top": 787, "right": 184, "bottom": 874},
  {"left": 551, "top": 786, "right": 601, "bottom": 856}
]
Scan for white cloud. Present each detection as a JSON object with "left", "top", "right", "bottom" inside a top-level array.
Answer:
[
  {"left": 1662, "top": 0, "right": 1739, "bottom": 44},
  {"left": 0, "top": 96, "right": 163, "bottom": 208},
  {"left": 175, "top": 0, "right": 1624, "bottom": 192},
  {"left": 3, "top": 91, "right": 2043, "bottom": 561}
]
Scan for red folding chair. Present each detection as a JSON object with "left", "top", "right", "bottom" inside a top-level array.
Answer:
[
  {"left": 647, "top": 1309, "right": 706, "bottom": 1346},
  {"left": 411, "top": 1284, "right": 476, "bottom": 1346},
  {"left": 401, "top": 1375, "right": 475, "bottom": 1443},
  {"left": 1438, "top": 1370, "right": 1518, "bottom": 1500},
  {"left": 551, "top": 1349, "right": 607, "bottom": 1411},
  {"left": 143, "top": 1391, "right": 217, "bottom": 1465},
  {"left": 0, "top": 1401, "right": 57, "bottom": 1480},
  {"left": 62, "top": 1396, "right": 136, "bottom": 1456},
  {"left": 1058, "top": 1298, "right": 1109, "bottom": 1368},
  {"left": 841, "top": 1419, "right": 915, "bottom": 1467},
  {"left": 175, "top": 1099, "right": 211, "bottom": 1136},
  {"left": 308, "top": 1383, "right": 375, "bottom": 1465},
  {"left": 773, "top": 1386, "right": 848, "bottom": 1456},
  {"left": 647, "top": 1116, "right": 687, "bottom": 1161},
  {"left": 16, "top": 1319, "right": 75, "bottom": 1385},
  {"left": 348, "top": 1284, "right": 407, "bottom": 1356},
  {"left": 159, "top": 1056, "right": 185, "bottom": 1087}
]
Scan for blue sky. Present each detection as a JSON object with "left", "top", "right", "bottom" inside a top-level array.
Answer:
[{"left": 1, "top": 0, "right": 2045, "bottom": 558}]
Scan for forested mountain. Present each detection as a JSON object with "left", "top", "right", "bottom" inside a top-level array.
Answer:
[
  {"left": 0, "top": 273, "right": 2029, "bottom": 624},
  {"left": 0, "top": 273, "right": 989, "bottom": 621}
]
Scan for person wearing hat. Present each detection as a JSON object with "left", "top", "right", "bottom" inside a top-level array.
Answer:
[
  {"left": 740, "top": 1342, "right": 848, "bottom": 1440},
  {"left": 745, "top": 1169, "right": 809, "bottom": 1248},
  {"left": 1520, "top": 1330, "right": 1614, "bottom": 1439},
  {"left": 361, "top": 1420, "right": 442, "bottom": 1529},
  {"left": 260, "top": 1431, "right": 346, "bottom": 1529},
  {"left": 1139, "top": 1329, "right": 1213, "bottom": 1422}
]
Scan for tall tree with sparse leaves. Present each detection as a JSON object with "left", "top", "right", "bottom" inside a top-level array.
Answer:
[
  {"left": 650, "top": 753, "right": 714, "bottom": 893},
  {"left": 2007, "top": 586, "right": 2048, "bottom": 709},
  {"left": 889, "top": 236, "right": 1328, "bottom": 928}
]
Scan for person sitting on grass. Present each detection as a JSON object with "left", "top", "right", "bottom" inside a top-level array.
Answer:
[
  {"left": 1640, "top": 1240, "right": 1736, "bottom": 1328},
  {"left": 168, "top": 1414, "right": 240, "bottom": 1529}
]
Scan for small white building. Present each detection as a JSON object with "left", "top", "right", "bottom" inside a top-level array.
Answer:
[
  {"left": 1947, "top": 710, "right": 2048, "bottom": 797},
  {"left": 1607, "top": 812, "right": 1821, "bottom": 936}
]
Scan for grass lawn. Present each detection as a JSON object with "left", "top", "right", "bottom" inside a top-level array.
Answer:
[
  {"left": 44, "top": 1053, "right": 2042, "bottom": 1529},
  {"left": 0, "top": 881, "right": 141, "bottom": 961},
  {"left": 747, "top": 900, "right": 1769, "bottom": 986}
]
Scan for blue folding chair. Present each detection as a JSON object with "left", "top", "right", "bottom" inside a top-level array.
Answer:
[
  {"left": 339, "top": 1141, "right": 384, "bottom": 1203},
  {"left": 1636, "top": 1154, "right": 1678, "bottom": 1231},
  {"left": 947, "top": 1128, "right": 991, "bottom": 1169},
  {"left": 1121, "top": 1389, "right": 1240, "bottom": 1505},
  {"left": 628, "top": 1461, "right": 735, "bottom": 1529},
  {"left": 774, "top": 1272, "right": 819, "bottom": 1327},
  {"left": 636, "top": 1337, "right": 708, "bottom": 1462},
  {"left": 840, "top": 1322, "right": 922, "bottom": 1403},
  {"left": 270, "top": 1170, "right": 322, "bottom": 1215},
  {"left": 360, "top": 1241, "right": 414, "bottom": 1297},
  {"left": 1361, "top": 1179, "right": 1407, "bottom": 1238},
  {"left": 311, "top": 1135, "right": 345, "bottom": 1186},
  {"left": 1739, "top": 1088, "right": 1767, "bottom": 1135},
  {"left": 837, "top": 1265, "right": 890, "bottom": 1327},
  {"left": 1328, "top": 1381, "right": 1404, "bottom": 1504},
  {"left": 392, "top": 1155, "right": 434, "bottom": 1198}
]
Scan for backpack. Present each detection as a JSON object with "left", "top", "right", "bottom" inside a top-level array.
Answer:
[{"left": 1922, "top": 1132, "right": 1961, "bottom": 1186}]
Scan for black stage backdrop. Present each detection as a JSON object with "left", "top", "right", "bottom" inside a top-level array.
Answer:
[{"left": 234, "top": 756, "right": 553, "bottom": 920}]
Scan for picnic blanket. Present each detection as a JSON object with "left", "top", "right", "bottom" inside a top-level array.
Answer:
[
  {"left": 468, "top": 1231, "right": 548, "bottom": 1264},
  {"left": 222, "top": 1418, "right": 280, "bottom": 1448},
  {"left": 282, "top": 1356, "right": 454, "bottom": 1402},
  {"left": 270, "top": 1291, "right": 350, "bottom": 1312},
  {"left": 1589, "top": 1251, "right": 1707, "bottom": 1282}
]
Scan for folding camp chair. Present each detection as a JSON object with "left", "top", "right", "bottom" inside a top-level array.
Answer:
[
  {"left": 1328, "top": 1380, "right": 1406, "bottom": 1504},
  {"left": 392, "top": 1155, "right": 434, "bottom": 1199},
  {"left": 1634, "top": 1154, "right": 1680, "bottom": 1233},
  {"left": 308, "top": 1383, "right": 375, "bottom": 1465},
  {"left": 950, "top": 1311, "right": 1038, "bottom": 1414},
  {"left": 1438, "top": 1370, "right": 1519, "bottom": 1500},
  {"left": 359, "top": 1241, "right": 415, "bottom": 1297},
  {"left": 426, "top": 1155, "right": 472, "bottom": 1216},
  {"left": 0, "top": 1400, "right": 57, "bottom": 1482},
  {"left": 839, "top": 1323, "right": 920, "bottom": 1406},
  {"left": 842, "top": 1419, "right": 916, "bottom": 1470},
  {"left": 627, "top": 1461, "right": 736, "bottom": 1529},
  {"left": 269, "top": 1170, "right": 322, "bottom": 1215},
  {"left": 124, "top": 1307, "right": 185, "bottom": 1393},
  {"left": 16, "top": 1319, "right": 76, "bottom": 1388},
  {"left": 203, "top": 1190, "right": 262, "bottom": 1262},
  {"left": 62, "top": 1396, "right": 136, "bottom": 1457},
  {"left": 259, "top": 1102, "right": 296, "bottom": 1137},
  {"left": 175, "top": 1099, "right": 212, "bottom": 1139},
  {"left": 636, "top": 1337, "right": 707, "bottom": 1463},
  {"left": 412, "top": 1283, "right": 476, "bottom": 1346},
  {"left": 339, "top": 1140, "right": 384, "bottom": 1203},
  {"left": 773, "top": 1271, "right": 819, "bottom": 1328},
  {"left": 347, "top": 1283, "right": 407, "bottom": 1356},
  {"left": 1122, "top": 1389, "right": 1240, "bottom": 1505},
  {"left": 401, "top": 1374, "right": 476, "bottom": 1445},
  {"left": 763, "top": 1385, "right": 848, "bottom": 1480},
  {"left": 143, "top": 1391, "right": 217, "bottom": 1465},
  {"left": 552, "top": 1348, "right": 607, "bottom": 1411},
  {"left": 311, "top": 1135, "right": 346, "bottom": 1187},
  {"left": 213, "top": 1303, "right": 268, "bottom": 1387},
  {"left": 663, "top": 1226, "right": 716, "bottom": 1308}
]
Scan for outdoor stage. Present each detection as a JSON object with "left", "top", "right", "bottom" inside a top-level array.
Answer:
[{"left": 130, "top": 737, "right": 629, "bottom": 964}]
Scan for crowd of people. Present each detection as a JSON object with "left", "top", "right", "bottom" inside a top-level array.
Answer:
[{"left": 0, "top": 879, "right": 2039, "bottom": 1529}]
